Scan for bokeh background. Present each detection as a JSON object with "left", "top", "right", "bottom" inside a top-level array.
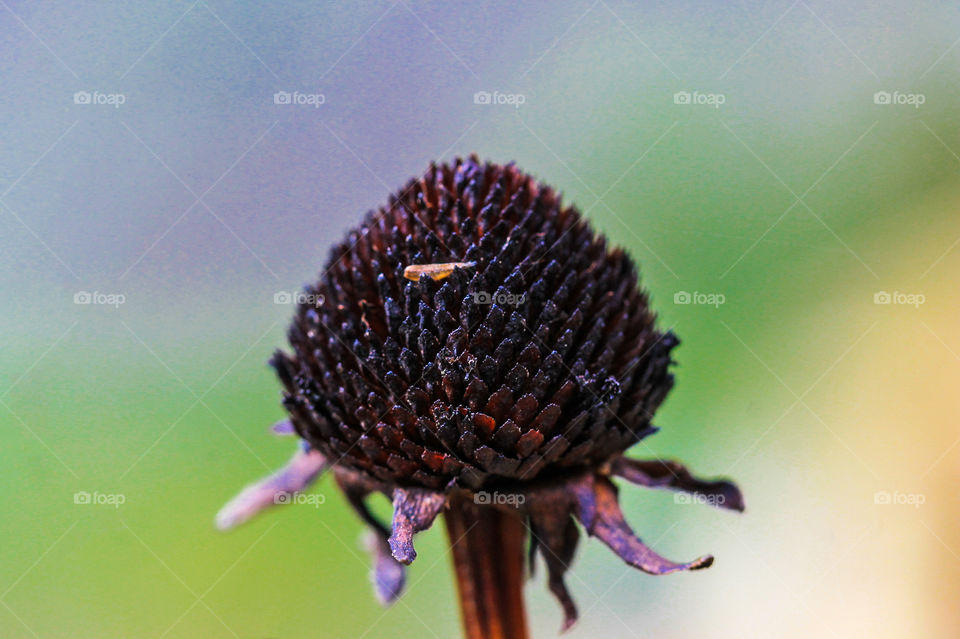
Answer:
[{"left": 2, "top": 1, "right": 960, "bottom": 637}]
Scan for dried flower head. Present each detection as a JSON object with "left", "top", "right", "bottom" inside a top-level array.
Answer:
[{"left": 218, "top": 156, "right": 742, "bottom": 635}]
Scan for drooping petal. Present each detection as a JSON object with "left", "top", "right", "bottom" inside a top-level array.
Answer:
[
  {"left": 215, "top": 442, "right": 327, "bottom": 531},
  {"left": 271, "top": 419, "right": 296, "bottom": 436},
  {"left": 365, "top": 531, "right": 406, "bottom": 604},
  {"left": 575, "top": 476, "right": 713, "bottom": 574},
  {"left": 612, "top": 457, "right": 745, "bottom": 512},
  {"left": 334, "top": 467, "right": 406, "bottom": 604},
  {"left": 529, "top": 500, "right": 581, "bottom": 632},
  {"left": 568, "top": 472, "right": 598, "bottom": 529},
  {"left": 388, "top": 487, "right": 446, "bottom": 564}
]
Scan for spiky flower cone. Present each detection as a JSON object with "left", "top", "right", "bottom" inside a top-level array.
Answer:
[{"left": 218, "top": 157, "right": 743, "bottom": 637}]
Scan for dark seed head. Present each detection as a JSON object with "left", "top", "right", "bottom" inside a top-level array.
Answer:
[
  {"left": 271, "top": 156, "right": 676, "bottom": 492},
  {"left": 220, "top": 156, "right": 742, "bottom": 631}
]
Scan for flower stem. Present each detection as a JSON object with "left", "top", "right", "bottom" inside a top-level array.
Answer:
[{"left": 444, "top": 494, "right": 529, "bottom": 639}]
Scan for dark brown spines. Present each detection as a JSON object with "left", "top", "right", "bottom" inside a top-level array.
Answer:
[{"left": 272, "top": 156, "right": 676, "bottom": 492}]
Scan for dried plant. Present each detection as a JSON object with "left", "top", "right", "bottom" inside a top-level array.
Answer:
[{"left": 218, "top": 156, "right": 743, "bottom": 638}]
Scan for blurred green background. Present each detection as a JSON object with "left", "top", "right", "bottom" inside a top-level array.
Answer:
[{"left": 3, "top": 2, "right": 960, "bottom": 637}]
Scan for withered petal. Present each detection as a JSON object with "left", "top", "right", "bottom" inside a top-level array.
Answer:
[
  {"left": 388, "top": 487, "right": 447, "bottom": 564},
  {"left": 365, "top": 531, "right": 407, "bottom": 605},
  {"left": 271, "top": 419, "right": 296, "bottom": 436},
  {"left": 575, "top": 476, "right": 713, "bottom": 575},
  {"left": 215, "top": 442, "right": 327, "bottom": 531},
  {"left": 612, "top": 457, "right": 745, "bottom": 512},
  {"left": 529, "top": 502, "right": 581, "bottom": 632},
  {"left": 334, "top": 468, "right": 407, "bottom": 604}
]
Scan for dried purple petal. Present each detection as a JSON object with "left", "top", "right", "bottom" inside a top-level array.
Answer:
[
  {"left": 365, "top": 531, "right": 406, "bottom": 605},
  {"left": 215, "top": 442, "right": 327, "bottom": 531},
  {"left": 388, "top": 487, "right": 446, "bottom": 564},
  {"left": 612, "top": 457, "right": 745, "bottom": 512},
  {"left": 333, "top": 467, "right": 407, "bottom": 603},
  {"left": 528, "top": 492, "right": 580, "bottom": 631},
  {"left": 576, "top": 475, "right": 713, "bottom": 575},
  {"left": 270, "top": 419, "right": 296, "bottom": 436}
]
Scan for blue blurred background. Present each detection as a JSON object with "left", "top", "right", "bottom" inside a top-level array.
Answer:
[{"left": 2, "top": 1, "right": 960, "bottom": 637}]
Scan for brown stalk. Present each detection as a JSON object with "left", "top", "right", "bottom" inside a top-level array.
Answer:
[{"left": 444, "top": 493, "right": 529, "bottom": 639}]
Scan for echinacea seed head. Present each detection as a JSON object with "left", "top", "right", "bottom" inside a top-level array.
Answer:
[
  {"left": 219, "top": 156, "right": 743, "bottom": 631},
  {"left": 271, "top": 156, "right": 676, "bottom": 491}
]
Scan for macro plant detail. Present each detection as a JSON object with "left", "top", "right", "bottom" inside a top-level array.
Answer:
[{"left": 218, "top": 156, "right": 743, "bottom": 638}]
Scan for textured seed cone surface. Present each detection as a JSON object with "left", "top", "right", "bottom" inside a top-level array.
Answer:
[
  {"left": 275, "top": 156, "right": 676, "bottom": 490},
  {"left": 218, "top": 156, "right": 743, "bottom": 633}
]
